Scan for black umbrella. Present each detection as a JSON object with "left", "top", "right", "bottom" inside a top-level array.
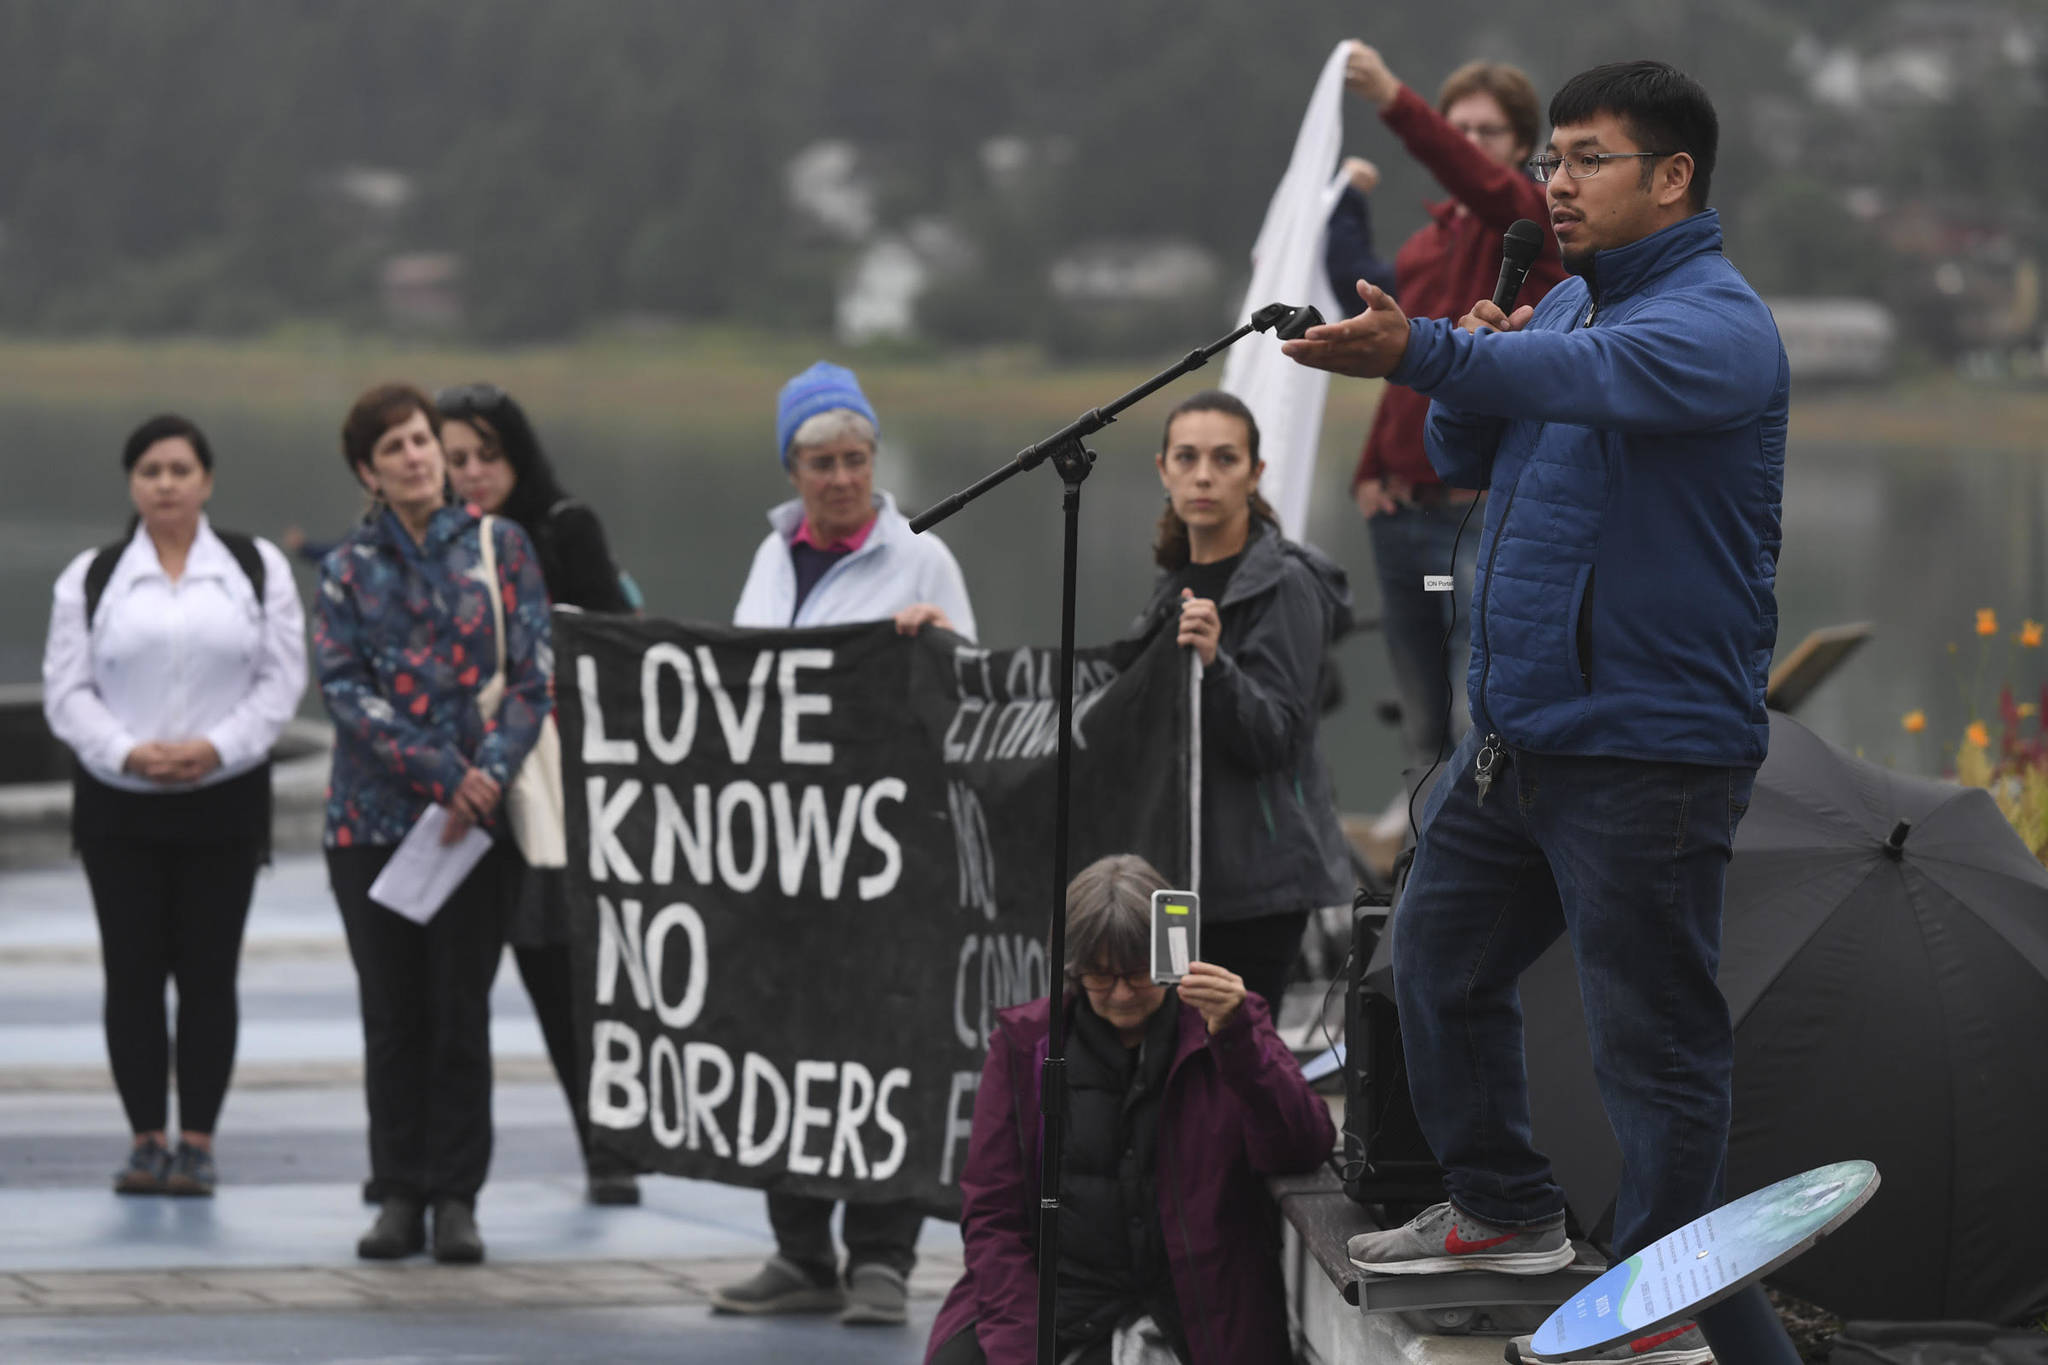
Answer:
[{"left": 1518, "top": 710, "right": 2048, "bottom": 1322}]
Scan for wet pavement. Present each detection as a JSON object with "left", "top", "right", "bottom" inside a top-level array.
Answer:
[
  {"left": 3, "top": 1302, "right": 946, "bottom": 1364},
  {"left": 0, "top": 852, "right": 961, "bottom": 1361}
]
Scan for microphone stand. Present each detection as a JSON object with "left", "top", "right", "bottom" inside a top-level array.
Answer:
[{"left": 911, "top": 301, "right": 1322, "bottom": 1365}]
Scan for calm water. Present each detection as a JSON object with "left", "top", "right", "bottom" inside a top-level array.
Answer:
[{"left": 4, "top": 390, "right": 2041, "bottom": 803}]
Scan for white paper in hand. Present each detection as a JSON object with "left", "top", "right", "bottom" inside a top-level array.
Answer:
[{"left": 368, "top": 806, "right": 494, "bottom": 924}]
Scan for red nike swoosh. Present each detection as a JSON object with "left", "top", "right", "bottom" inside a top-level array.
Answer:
[
  {"left": 1632, "top": 1326, "right": 1694, "bottom": 1354},
  {"left": 1443, "top": 1227, "right": 1519, "bottom": 1254}
]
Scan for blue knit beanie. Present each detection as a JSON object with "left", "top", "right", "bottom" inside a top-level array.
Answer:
[{"left": 776, "top": 361, "right": 879, "bottom": 467}]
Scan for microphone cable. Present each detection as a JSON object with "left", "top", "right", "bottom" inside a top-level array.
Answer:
[
  {"left": 1397, "top": 220, "right": 1537, "bottom": 841},
  {"left": 1405, "top": 491, "right": 1485, "bottom": 845}
]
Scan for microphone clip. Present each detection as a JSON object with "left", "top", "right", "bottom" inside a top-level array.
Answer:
[{"left": 1250, "top": 302, "right": 1325, "bottom": 340}]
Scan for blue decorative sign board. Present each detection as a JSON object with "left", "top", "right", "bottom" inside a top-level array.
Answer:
[{"left": 1525, "top": 1161, "right": 1880, "bottom": 1362}]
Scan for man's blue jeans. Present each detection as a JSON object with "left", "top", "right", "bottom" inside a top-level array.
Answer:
[
  {"left": 1366, "top": 499, "right": 1480, "bottom": 769},
  {"left": 1393, "top": 727, "right": 1756, "bottom": 1260}
]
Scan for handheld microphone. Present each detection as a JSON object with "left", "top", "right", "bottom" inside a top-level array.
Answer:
[{"left": 1490, "top": 219, "right": 1545, "bottom": 314}]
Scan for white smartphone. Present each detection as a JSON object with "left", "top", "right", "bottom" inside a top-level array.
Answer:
[{"left": 1149, "top": 889, "right": 1200, "bottom": 985}]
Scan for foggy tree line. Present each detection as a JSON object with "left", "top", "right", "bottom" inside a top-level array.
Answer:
[{"left": 0, "top": 0, "right": 2035, "bottom": 352}]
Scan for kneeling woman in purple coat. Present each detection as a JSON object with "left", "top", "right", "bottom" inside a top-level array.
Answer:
[{"left": 926, "top": 855, "right": 1336, "bottom": 1365}]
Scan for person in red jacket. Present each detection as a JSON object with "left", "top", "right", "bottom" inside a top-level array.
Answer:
[
  {"left": 1326, "top": 43, "right": 1565, "bottom": 771},
  {"left": 924, "top": 854, "right": 1335, "bottom": 1365}
]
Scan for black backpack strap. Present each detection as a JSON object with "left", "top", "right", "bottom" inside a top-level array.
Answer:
[
  {"left": 83, "top": 531, "right": 268, "bottom": 628},
  {"left": 214, "top": 530, "right": 268, "bottom": 615},
  {"left": 81, "top": 542, "right": 128, "bottom": 629}
]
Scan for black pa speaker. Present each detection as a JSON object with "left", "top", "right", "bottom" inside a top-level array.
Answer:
[{"left": 1341, "top": 857, "right": 1448, "bottom": 1210}]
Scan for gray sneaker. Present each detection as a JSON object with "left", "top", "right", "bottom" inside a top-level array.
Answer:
[
  {"left": 708, "top": 1256, "right": 846, "bottom": 1315},
  {"left": 113, "top": 1138, "right": 172, "bottom": 1195},
  {"left": 840, "top": 1264, "right": 908, "bottom": 1326},
  {"left": 1507, "top": 1322, "right": 1713, "bottom": 1363},
  {"left": 164, "top": 1143, "right": 216, "bottom": 1197},
  {"left": 1348, "top": 1201, "right": 1574, "bottom": 1276}
]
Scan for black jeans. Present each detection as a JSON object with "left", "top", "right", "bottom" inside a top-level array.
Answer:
[
  {"left": 1198, "top": 910, "right": 1309, "bottom": 1014},
  {"left": 327, "top": 843, "right": 509, "bottom": 1206},
  {"left": 513, "top": 944, "right": 633, "bottom": 1178},
  {"left": 768, "top": 1191, "right": 922, "bottom": 1281},
  {"left": 80, "top": 838, "right": 262, "bottom": 1136}
]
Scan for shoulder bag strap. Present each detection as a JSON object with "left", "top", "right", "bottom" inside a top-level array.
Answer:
[{"left": 477, "top": 515, "right": 508, "bottom": 718}]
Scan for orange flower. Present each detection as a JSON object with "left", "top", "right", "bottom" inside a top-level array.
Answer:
[
  {"left": 1965, "top": 720, "right": 1991, "bottom": 749},
  {"left": 1902, "top": 710, "right": 1927, "bottom": 733},
  {"left": 1976, "top": 608, "right": 1999, "bottom": 637},
  {"left": 2022, "top": 620, "right": 2044, "bottom": 648},
  {"left": 2022, "top": 703, "right": 2039, "bottom": 719}
]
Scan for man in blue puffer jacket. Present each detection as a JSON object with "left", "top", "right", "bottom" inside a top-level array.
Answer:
[{"left": 1287, "top": 61, "right": 1792, "bottom": 1365}]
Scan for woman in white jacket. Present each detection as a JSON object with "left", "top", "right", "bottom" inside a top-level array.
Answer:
[
  {"left": 731, "top": 361, "right": 975, "bottom": 640},
  {"left": 42, "top": 414, "right": 307, "bottom": 1198},
  {"left": 716, "top": 361, "right": 974, "bottom": 1327}
]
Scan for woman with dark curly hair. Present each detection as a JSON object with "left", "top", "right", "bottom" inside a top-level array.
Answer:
[{"left": 437, "top": 380, "right": 640, "bottom": 1206}]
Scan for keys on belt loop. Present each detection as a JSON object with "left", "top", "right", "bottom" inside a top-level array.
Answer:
[{"left": 1475, "top": 733, "right": 1502, "bottom": 804}]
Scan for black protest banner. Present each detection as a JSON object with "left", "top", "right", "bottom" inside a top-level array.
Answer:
[{"left": 555, "top": 614, "right": 1194, "bottom": 1217}]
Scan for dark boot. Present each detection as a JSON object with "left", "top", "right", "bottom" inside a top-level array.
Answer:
[
  {"left": 431, "top": 1198, "right": 485, "bottom": 1264},
  {"left": 356, "top": 1197, "right": 425, "bottom": 1260}
]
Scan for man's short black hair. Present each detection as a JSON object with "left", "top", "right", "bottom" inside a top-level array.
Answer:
[{"left": 1549, "top": 60, "right": 1717, "bottom": 210}]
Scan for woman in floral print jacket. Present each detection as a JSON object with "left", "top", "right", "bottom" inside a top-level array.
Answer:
[{"left": 315, "top": 382, "right": 552, "bottom": 1267}]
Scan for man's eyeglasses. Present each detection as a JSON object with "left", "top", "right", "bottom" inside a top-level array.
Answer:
[
  {"left": 795, "top": 449, "right": 872, "bottom": 477},
  {"left": 1075, "top": 968, "right": 1153, "bottom": 992},
  {"left": 1451, "top": 122, "right": 1515, "bottom": 142},
  {"left": 1527, "top": 150, "right": 1674, "bottom": 182}
]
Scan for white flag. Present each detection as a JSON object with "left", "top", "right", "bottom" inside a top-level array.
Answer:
[{"left": 1220, "top": 42, "right": 1352, "bottom": 542}]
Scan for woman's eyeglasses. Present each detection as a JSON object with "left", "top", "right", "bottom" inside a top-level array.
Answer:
[{"left": 1075, "top": 969, "right": 1153, "bottom": 992}]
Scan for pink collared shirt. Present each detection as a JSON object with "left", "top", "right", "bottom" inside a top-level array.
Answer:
[{"left": 791, "top": 514, "right": 879, "bottom": 553}]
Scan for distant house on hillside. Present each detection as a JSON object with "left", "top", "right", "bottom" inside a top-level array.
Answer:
[
  {"left": 1048, "top": 240, "right": 1221, "bottom": 307},
  {"left": 1765, "top": 298, "right": 1899, "bottom": 382},
  {"left": 835, "top": 219, "right": 974, "bottom": 344},
  {"left": 381, "top": 253, "right": 462, "bottom": 331}
]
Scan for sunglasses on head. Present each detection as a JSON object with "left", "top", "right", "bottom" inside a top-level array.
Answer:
[{"left": 434, "top": 382, "right": 508, "bottom": 416}]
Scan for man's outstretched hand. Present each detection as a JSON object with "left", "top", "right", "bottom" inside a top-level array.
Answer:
[{"left": 1281, "top": 280, "right": 1412, "bottom": 378}]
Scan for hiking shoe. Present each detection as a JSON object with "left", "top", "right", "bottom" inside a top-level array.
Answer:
[
  {"left": 356, "top": 1197, "right": 426, "bottom": 1260},
  {"left": 709, "top": 1256, "right": 846, "bottom": 1315},
  {"left": 1348, "top": 1201, "right": 1574, "bottom": 1276},
  {"left": 840, "top": 1264, "right": 909, "bottom": 1326},
  {"left": 113, "top": 1138, "right": 172, "bottom": 1195},
  {"left": 164, "top": 1143, "right": 216, "bottom": 1197},
  {"left": 586, "top": 1172, "right": 641, "bottom": 1206},
  {"left": 430, "top": 1199, "right": 485, "bottom": 1264},
  {"left": 1507, "top": 1323, "right": 1713, "bottom": 1363}
]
